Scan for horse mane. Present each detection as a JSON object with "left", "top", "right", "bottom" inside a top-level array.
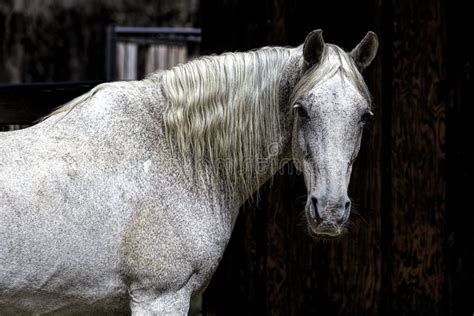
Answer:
[{"left": 161, "top": 47, "right": 293, "bottom": 196}]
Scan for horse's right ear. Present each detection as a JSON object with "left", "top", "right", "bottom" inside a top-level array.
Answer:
[
  {"left": 303, "top": 29, "right": 325, "bottom": 67},
  {"left": 350, "top": 31, "right": 379, "bottom": 70}
]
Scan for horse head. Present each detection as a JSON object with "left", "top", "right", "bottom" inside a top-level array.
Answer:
[{"left": 291, "top": 30, "right": 378, "bottom": 238}]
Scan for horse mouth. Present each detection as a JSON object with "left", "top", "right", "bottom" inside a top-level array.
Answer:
[
  {"left": 309, "top": 228, "right": 342, "bottom": 239},
  {"left": 307, "top": 221, "right": 343, "bottom": 239}
]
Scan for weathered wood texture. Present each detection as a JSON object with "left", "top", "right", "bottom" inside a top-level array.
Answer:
[
  {"left": 0, "top": 0, "right": 199, "bottom": 83},
  {"left": 201, "top": 0, "right": 470, "bottom": 315},
  {"left": 445, "top": 1, "right": 474, "bottom": 315},
  {"left": 387, "top": 0, "right": 447, "bottom": 314},
  {"left": 0, "top": 82, "right": 101, "bottom": 124}
]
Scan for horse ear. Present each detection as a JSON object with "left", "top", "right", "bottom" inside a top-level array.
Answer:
[
  {"left": 303, "top": 29, "right": 325, "bottom": 67},
  {"left": 350, "top": 31, "right": 379, "bottom": 70}
]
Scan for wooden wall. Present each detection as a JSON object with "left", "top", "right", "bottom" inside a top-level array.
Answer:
[
  {"left": 0, "top": 0, "right": 199, "bottom": 83},
  {"left": 445, "top": 2, "right": 474, "bottom": 315},
  {"left": 0, "top": 82, "right": 100, "bottom": 125},
  {"left": 202, "top": 0, "right": 473, "bottom": 315}
]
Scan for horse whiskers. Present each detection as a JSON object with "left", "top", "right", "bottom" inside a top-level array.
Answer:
[
  {"left": 343, "top": 218, "right": 369, "bottom": 234},
  {"left": 295, "top": 194, "right": 308, "bottom": 203},
  {"left": 296, "top": 210, "right": 308, "bottom": 227},
  {"left": 349, "top": 209, "right": 368, "bottom": 226}
]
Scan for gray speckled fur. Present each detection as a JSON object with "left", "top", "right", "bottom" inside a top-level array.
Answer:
[{"left": 0, "top": 31, "right": 377, "bottom": 315}]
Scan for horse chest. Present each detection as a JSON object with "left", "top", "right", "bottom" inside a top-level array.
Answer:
[{"left": 120, "top": 197, "right": 234, "bottom": 288}]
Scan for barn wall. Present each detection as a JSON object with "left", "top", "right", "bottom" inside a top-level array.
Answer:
[
  {"left": 0, "top": 0, "right": 199, "bottom": 83},
  {"left": 202, "top": 0, "right": 472, "bottom": 315},
  {"left": 387, "top": 1, "right": 447, "bottom": 314},
  {"left": 444, "top": 2, "right": 474, "bottom": 315}
]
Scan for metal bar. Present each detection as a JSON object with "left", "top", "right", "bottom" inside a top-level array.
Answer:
[
  {"left": 106, "top": 25, "right": 117, "bottom": 81},
  {"left": 113, "top": 26, "right": 201, "bottom": 35},
  {"left": 115, "top": 36, "right": 202, "bottom": 44}
]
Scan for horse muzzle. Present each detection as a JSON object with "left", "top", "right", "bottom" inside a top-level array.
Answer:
[{"left": 305, "top": 194, "right": 351, "bottom": 237}]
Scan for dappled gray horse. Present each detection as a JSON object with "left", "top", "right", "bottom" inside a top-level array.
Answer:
[{"left": 0, "top": 30, "right": 378, "bottom": 315}]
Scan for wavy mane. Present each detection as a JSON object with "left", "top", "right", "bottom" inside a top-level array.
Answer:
[{"left": 161, "top": 47, "right": 293, "bottom": 196}]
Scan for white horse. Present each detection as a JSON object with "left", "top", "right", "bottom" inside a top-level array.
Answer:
[{"left": 0, "top": 30, "right": 378, "bottom": 315}]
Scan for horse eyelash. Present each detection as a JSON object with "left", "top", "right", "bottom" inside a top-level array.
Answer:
[
  {"left": 304, "top": 144, "right": 312, "bottom": 159},
  {"left": 294, "top": 103, "right": 309, "bottom": 119},
  {"left": 360, "top": 111, "right": 374, "bottom": 126}
]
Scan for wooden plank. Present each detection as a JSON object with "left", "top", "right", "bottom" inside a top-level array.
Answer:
[
  {"left": 177, "top": 46, "right": 187, "bottom": 65},
  {"left": 117, "top": 43, "right": 126, "bottom": 80},
  {"left": 388, "top": 0, "right": 448, "bottom": 314},
  {"left": 124, "top": 43, "right": 138, "bottom": 80},
  {"left": 126, "top": 43, "right": 138, "bottom": 80},
  {"left": 444, "top": 1, "right": 474, "bottom": 315},
  {"left": 0, "top": 82, "right": 101, "bottom": 124},
  {"left": 157, "top": 45, "right": 168, "bottom": 70},
  {"left": 145, "top": 46, "right": 158, "bottom": 75},
  {"left": 379, "top": 0, "right": 395, "bottom": 313},
  {"left": 169, "top": 46, "right": 179, "bottom": 68},
  {"left": 116, "top": 42, "right": 138, "bottom": 80}
]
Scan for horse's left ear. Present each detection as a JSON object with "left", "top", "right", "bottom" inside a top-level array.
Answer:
[
  {"left": 350, "top": 31, "right": 379, "bottom": 70},
  {"left": 303, "top": 29, "right": 325, "bottom": 67}
]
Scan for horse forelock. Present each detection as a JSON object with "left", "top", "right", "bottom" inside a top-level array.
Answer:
[{"left": 290, "top": 44, "right": 372, "bottom": 107}]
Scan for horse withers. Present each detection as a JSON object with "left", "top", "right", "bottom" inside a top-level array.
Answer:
[{"left": 0, "top": 30, "right": 378, "bottom": 314}]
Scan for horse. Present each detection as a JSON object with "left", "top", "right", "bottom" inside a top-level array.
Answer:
[{"left": 0, "top": 29, "right": 378, "bottom": 315}]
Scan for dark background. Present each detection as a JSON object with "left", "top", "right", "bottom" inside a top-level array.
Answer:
[{"left": 0, "top": 0, "right": 473, "bottom": 315}]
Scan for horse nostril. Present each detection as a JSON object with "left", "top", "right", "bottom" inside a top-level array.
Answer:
[
  {"left": 312, "top": 197, "right": 318, "bottom": 208},
  {"left": 311, "top": 196, "right": 321, "bottom": 222},
  {"left": 338, "top": 200, "right": 352, "bottom": 225}
]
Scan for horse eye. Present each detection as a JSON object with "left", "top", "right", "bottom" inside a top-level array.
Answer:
[
  {"left": 360, "top": 111, "right": 373, "bottom": 124},
  {"left": 294, "top": 104, "right": 309, "bottom": 119}
]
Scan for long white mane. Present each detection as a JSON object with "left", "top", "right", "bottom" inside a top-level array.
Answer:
[{"left": 161, "top": 47, "right": 293, "bottom": 195}]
